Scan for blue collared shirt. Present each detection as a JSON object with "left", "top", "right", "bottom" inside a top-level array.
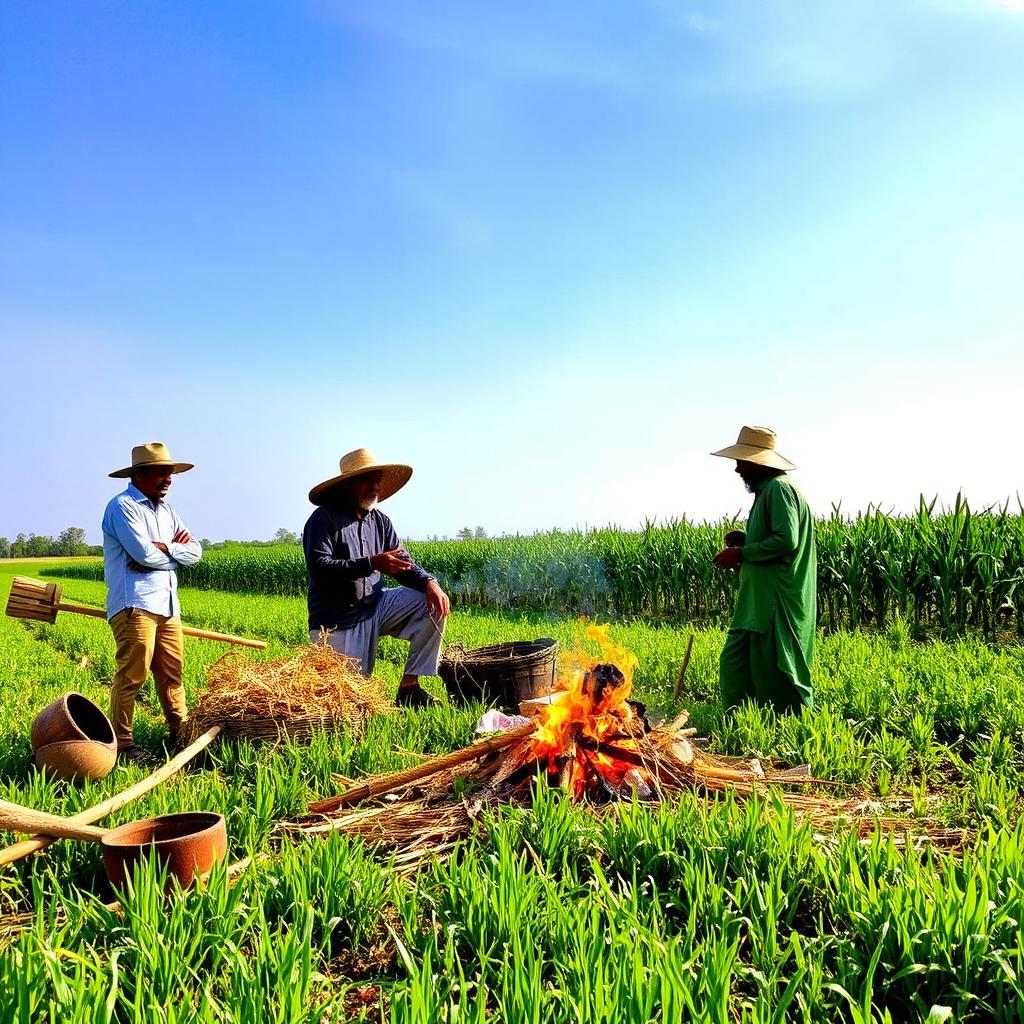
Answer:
[{"left": 102, "top": 484, "right": 203, "bottom": 619}]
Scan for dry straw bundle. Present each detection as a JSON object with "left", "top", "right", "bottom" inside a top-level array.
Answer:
[{"left": 186, "top": 642, "right": 392, "bottom": 744}]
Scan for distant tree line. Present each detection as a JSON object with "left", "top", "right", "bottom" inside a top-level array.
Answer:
[
  {"left": 0, "top": 528, "right": 97, "bottom": 559},
  {"left": 202, "top": 528, "right": 301, "bottom": 550},
  {"left": 1, "top": 525, "right": 490, "bottom": 558}
]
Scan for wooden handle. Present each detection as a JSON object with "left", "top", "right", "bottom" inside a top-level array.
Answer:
[
  {"left": 58, "top": 602, "right": 107, "bottom": 619},
  {"left": 672, "top": 633, "right": 696, "bottom": 703},
  {"left": 56, "top": 602, "right": 267, "bottom": 649},
  {"left": 0, "top": 799, "right": 107, "bottom": 842},
  {"left": 179, "top": 625, "right": 267, "bottom": 649}
]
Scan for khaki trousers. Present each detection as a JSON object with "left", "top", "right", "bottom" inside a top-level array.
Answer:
[{"left": 110, "top": 608, "right": 188, "bottom": 747}]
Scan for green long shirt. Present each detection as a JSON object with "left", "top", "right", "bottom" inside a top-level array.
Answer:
[{"left": 732, "top": 475, "right": 816, "bottom": 638}]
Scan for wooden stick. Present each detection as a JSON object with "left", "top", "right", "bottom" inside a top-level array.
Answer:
[
  {"left": 55, "top": 602, "right": 268, "bottom": 649},
  {"left": 308, "top": 724, "right": 536, "bottom": 813},
  {"left": 0, "top": 725, "right": 222, "bottom": 867},
  {"left": 175, "top": 624, "right": 267, "bottom": 649},
  {"left": 672, "top": 633, "right": 696, "bottom": 703},
  {"left": 5, "top": 577, "right": 267, "bottom": 649},
  {"left": 0, "top": 800, "right": 107, "bottom": 842}
]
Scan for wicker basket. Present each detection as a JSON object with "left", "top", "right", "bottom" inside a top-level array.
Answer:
[
  {"left": 197, "top": 710, "right": 374, "bottom": 744},
  {"left": 439, "top": 638, "right": 558, "bottom": 710}
]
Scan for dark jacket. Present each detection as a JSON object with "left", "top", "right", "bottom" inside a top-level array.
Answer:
[{"left": 302, "top": 504, "right": 433, "bottom": 630}]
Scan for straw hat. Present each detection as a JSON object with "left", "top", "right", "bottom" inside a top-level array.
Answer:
[
  {"left": 309, "top": 448, "right": 412, "bottom": 505},
  {"left": 711, "top": 426, "right": 796, "bottom": 470},
  {"left": 109, "top": 442, "right": 194, "bottom": 479}
]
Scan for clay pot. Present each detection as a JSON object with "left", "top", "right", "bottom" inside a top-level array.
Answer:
[
  {"left": 101, "top": 811, "right": 227, "bottom": 889},
  {"left": 35, "top": 738, "right": 117, "bottom": 782},
  {"left": 31, "top": 692, "right": 115, "bottom": 750}
]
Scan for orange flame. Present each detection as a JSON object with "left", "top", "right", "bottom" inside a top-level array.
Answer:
[{"left": 530, "top": 624, "right": 648, "bottom": 799}]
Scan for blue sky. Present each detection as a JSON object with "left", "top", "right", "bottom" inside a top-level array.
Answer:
[{"left": 1, "top": 1, "right": 1022, "bottom": 542}]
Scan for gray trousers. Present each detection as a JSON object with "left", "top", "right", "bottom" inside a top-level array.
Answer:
[{"left": 310, "top": 587, "right": 446, "bottom": 678}]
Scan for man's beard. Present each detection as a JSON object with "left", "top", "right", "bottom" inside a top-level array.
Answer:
[{"left": 359, "top": 498, "right": 378, "bottom": 513}]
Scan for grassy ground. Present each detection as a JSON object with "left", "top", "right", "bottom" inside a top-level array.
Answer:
[{"left": 2, "top": 565, "right": 1024, "bottom": 1021}]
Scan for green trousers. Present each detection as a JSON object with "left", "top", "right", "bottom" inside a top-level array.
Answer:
[{"left": 719, "top": 617, "right": 813, "bottom": 715}]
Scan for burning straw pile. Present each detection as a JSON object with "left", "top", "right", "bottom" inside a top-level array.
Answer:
[
  {"left": 283, "top": 626, "right": 958, "bottom": 865},
  {"left": 187, "top": 641, "right": 392, "bottom": 744}
]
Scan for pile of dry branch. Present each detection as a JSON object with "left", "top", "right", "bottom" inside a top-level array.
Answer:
[
  {"left": 187, "top": 642, "right": 392, "bottom": 744},
  {"left": 283, "top": 627, "right": 967, "bottom": 864}
]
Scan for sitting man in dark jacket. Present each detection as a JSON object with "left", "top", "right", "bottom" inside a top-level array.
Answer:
[{"left": 302, "top": 448, "right": 450, "bottom": 707}]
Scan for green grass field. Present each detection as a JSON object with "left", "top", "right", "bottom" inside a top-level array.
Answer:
[{"left": 2, "top": 563, "right": 1024, "bottom": 1021}]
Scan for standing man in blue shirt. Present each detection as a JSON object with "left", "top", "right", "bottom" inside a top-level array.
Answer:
[
  {"left": 102, "top": 443, "right": 202, "bottom": 762},
  {"left": 303, "top": 448, "right": 450, "bottom": 707}
]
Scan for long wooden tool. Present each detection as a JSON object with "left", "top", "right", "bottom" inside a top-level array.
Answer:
[
  {"left": 0, "top": 799, "right": 107, "bottom": 841},
  {"left": 672, "top": 633, "right": 696, "bottom": 703},
  {"left": 6, "top": 577, "right": 266, "bottom": 649},
  {"left": 0, "top": 724, "right": 222, "bottom": 866},
  {"left": 309, "top": 723, "right": 537, "bottom": 814}
]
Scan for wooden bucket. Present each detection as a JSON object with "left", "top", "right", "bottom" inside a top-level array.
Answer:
[{"left": 439, "top": 638, "right": 558, "bottom": 710}]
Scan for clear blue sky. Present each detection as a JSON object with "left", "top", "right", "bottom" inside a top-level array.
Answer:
[{"left": 2, "top": 1, "right": 1022, "bottom": 543}]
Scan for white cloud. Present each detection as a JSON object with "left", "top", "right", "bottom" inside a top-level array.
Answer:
[{"left": 308, "top": 0, "right": 981, "bottom": 102}]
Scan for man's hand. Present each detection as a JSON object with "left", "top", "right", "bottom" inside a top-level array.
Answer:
[
  {"left": 724, "top": 530, "right": 746, "bottom": 548},
  {"left": 129, "top": 535, "right": 181, "bottom": 571},
  {"left": 370, "top": 548, "right": 414, "bottom": 574},
  {"left": 425, "top": 579, "right": 450, "bottom": 620},
  {"left": 713, "top": 546, "right": 743, "bottom": 571},
  {"left": 129, "top": 543, "right": 168, "bottom": 572}
]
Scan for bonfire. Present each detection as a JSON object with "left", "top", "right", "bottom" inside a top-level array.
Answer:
[{"left": 283, "top": 626, "right": 965, "bottom": 865}]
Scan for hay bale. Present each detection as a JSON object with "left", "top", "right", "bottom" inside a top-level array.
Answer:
[{"left": 186, "top": 641, "right": 392, "bottom": 744}]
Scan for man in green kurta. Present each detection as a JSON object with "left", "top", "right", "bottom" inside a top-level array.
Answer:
[{"left": 711, "top": 426, "right": 816, "bottom": 714}]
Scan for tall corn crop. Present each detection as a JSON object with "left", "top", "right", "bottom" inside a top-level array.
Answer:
[{"left": 47, "top": 496, "right": 1024, "bottom": 637}]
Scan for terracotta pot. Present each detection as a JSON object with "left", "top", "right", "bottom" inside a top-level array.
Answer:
[
  {"left": 31, "top": 692, "right": 115, "bottom": 750},
  {"left": 101, "top": 811, "right": 227, "bottom": 889},
  {"left": 35, "top": 738, "right": 117, "bottom": 782}
]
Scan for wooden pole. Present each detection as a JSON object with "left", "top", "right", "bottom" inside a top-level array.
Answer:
[
  {"left": 0, "top": 800, "right": 107, "bottom": 842},
  {"left": 55, "top": 602, "right": 267, "bottom": 649},
  {"left": 672, "top": 633, "right": 696, "bottom": 703},
  {"left": 308, "top": 724, "right": 536, "bottom": 813},
  {"left": 0, "top": 725, "right": 222, "bottom": 866},
  {"left": 5, "top": 578, "right": 267, "bottom": 649}
]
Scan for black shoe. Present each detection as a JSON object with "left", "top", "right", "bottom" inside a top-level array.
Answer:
[{"left": 395, "top": 686, "right": 436, "bottom": 708}]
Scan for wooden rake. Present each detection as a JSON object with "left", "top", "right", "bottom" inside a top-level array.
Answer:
[{"left": 6, "top": 576, "right": 267, "bottom": 650}]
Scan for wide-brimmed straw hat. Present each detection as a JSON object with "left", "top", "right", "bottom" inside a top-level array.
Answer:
[
  {"left": 109, "top": 442, "right": 194, "bottom": 479},
  {"left": 309, "top": 448, "right": 413, "bottom": 506},
  {"left": 711, "top": 426, "right": 796, "bottom": 471}
]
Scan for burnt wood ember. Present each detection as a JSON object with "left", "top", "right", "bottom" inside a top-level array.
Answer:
[
  {"left": 625, "top": 700, "right": 651, "bottom": 733},
  {"left": 583, "top": 663, "right": 624, "bottom": 704}
]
